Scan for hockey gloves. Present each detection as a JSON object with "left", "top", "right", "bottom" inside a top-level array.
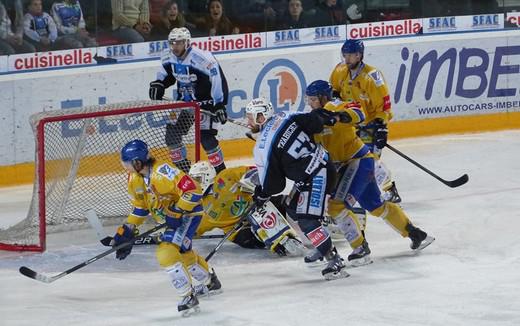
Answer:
[
  {"left": 253, "top": 186, "right": 270, "bottom": 207},
  {"left": 315, "top": 108, "right": 351, "bottom": 126},
  {"left": 149, "top": 80, "right": 166, "bottom": 100},
  {"left": 212, "top": 103, "right": 228, "bottom": 124},
  {"left": 373, "top": 119, "right": 388, "bottom": 149},
  {"left": 113, "top": 223, "right": 138, "bottom": 260}
]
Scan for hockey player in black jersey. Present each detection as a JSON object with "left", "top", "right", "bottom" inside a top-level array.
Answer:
[
  {"left": 245, "top": 98, "right": 351, "bottom": 280},
  {"left": 149, "top": 27, "right": 229, "bottom": 174}
]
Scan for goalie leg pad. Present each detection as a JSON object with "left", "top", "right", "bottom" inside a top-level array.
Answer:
[
  {"left": 248, "top": 201, "right": 294, "bottom": 252},
  {"left": 231, "top": 227, "right": 266, "bottom": 249},
  {"left": 165, "top": 261, "right": 192, "bottom": 297}
]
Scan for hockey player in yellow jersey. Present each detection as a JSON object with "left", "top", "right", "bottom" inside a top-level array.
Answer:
[
  {"left": 113, "top": 139, "right": 221, "bottom": 316},
  {"left": 305, "top": 80, "right": 434, "bottom": 266},
  {"left": 329, "top": 39, "right": 401, "bottom": 204},
  {"left": 189, "top": 162, "right": 305, "bottom": 256}
]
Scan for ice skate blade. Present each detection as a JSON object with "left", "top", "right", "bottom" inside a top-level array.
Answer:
[
  {"left": 196, "top": 288, "right": 223, "bottom": 299},
  {"left": 304, "top": 259, "right": 327, "bottom": 269},
  {"left": 323, "top": 269, "right": 350, "bottom": 281},
  {"left": 181, "top": 306, "right": 200, "bottom": 317},
  {"left": 412, "top": 236, "right": 435, "bottom": 251},
  {"left": 348, "top": 255, "right": 373, "bottom": 267}
]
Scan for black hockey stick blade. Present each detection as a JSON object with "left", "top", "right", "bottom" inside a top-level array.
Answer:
[
  {"left": 385, "top": 143, "right": 469, "bottom": 188},
  {"left": 19, "top": 266, "right": 59, "bottom": 283},
  {"left": 445, "top": 173, "right": 469, "bottom": 188}
]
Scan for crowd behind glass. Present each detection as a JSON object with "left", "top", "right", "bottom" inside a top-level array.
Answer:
[{"left": 0, "top": 0, "right": 517, "bottom": 55}]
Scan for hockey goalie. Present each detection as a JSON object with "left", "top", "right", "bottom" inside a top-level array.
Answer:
[{"left": 190, "top": 162, "right": 306, "bottom": 257}]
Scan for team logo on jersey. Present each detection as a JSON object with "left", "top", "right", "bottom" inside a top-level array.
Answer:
[
  {"left": 253, "top": 59, "right": 307, "bottom": 113},
  {"left": 230, "top": 196, "right": 248, "bottom": 216},
  {"left": 177, "top": 175, "right": 197, "bottom": 192}
]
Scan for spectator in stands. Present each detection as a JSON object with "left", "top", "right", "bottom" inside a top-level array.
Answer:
[
  {"left": 241, "top": 0, "right": 288, "bottom": 31},
  {"left": 309, "top": 0, "right": 345, "bottom": 27},
  {"left": 23, "top": 0, "right": 63, "bottom": 51},
  {"left": 151, "top": 0, "right": 186, "bottom": 40},
  {"left": 51, "top": 0, "right": 96, "bottom": 49},
  {"left": 276, "top": 0, "right": 310, "bottom": 29},
  {"left": 111, "top": 0, "right": 152, "bottom": 43},
  {"left": 0, "top": 2, "right": 35, "bottom": 54},
  {"left": 198, "top": 0, "right": 239, "bottom": 36}
]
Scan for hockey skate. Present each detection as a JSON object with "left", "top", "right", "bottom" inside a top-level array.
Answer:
[
  {"left": 303, "top": 249, "right": 326, "bottom": 268},
  {"left": 347, "top": 240, "right": 373, "bottom": 267},
  {"left": 177, "top": 292, "right": 200, "bottom": 317},
  {"left": 406, "top": 224, "right": 435, "bottom": 251},
  {"left": 321, "top": 248, "right": 349, "bottom": 280},
  {"left": 383, "top": 181, "right": 402, "bottom": 203},
  {"left": 274, "top": 235, "right": 306, "bottom": 256},
  {"left": 194, "top": 269, "right": 223, "bottom": 298}
]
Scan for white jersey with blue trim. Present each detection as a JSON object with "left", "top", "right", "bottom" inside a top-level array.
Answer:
[
  {"left": 157, "top": 46, "right": 229, "bottom": 111},
  {"left": 253, "top": 110, "right": 330, "bottom": 196}
]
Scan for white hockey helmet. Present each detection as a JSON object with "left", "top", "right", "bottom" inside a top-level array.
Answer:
[
  {"left": 168, "top": 27, "right": 191, "bottom": 49},
  {"left": 245, "top": 98, "right": 274, "bottom": 127},
  {"left": 189, "top": 161, "right": 216, "bottom": 193}
]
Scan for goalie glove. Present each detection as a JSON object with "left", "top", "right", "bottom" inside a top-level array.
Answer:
[
  {"left": 253, "top": 185, "right": 270, "bottom": 207},
  {"left": 149, "top": 80, "right": 166, "bottom": 100},
  {"left": 112, "top": 224, "right": 138, "bottom": 260}
]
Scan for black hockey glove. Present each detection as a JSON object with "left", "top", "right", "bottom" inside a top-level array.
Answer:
[
  {"left": 373, "top": 119, "right": 388, "bottom": 149},
  {"left": 112, "top": 224, "right": 137, "bottom": 260},
  {"left": 253, "top": 185, "right": 270, "bottom": 207},
  {"left": 212, "top": 103, "right": 228, "bottom": 124},
  {"left": 315, "top": 108, "right": 338, "bottom": 126},
  {"left": 336, "top": 112, "right": 352, "bottom": 123},
  {"left": 149, "top": 80, "right": 165, "bottom": 100}
]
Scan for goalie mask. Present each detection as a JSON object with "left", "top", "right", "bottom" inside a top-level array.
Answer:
[
  {"left": 189, "top": 161, "right": 216, "bottom": 194},
  {"left": 245, "top": 98, "right": 274, "bottom": 132},
  {"left": 168, "top": 27, "right": 191, "bottom": 57}
]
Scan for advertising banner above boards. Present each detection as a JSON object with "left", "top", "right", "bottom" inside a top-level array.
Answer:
[
  {"left": 506, "top": 11, "right": 520, "bottom": 27},
  {"left": 346, "top": 13, "right": 505, "bottom": 39},
  {"left": 1, "top": 30, "right": 520, "bottom": 166},
  {"left": 0, "top": 12, "right": 512, "bottom": 74}
]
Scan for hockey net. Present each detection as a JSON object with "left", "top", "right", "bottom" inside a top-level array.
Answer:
[{"left": 0, "top": 100, "right": 200, "bottom": 252}]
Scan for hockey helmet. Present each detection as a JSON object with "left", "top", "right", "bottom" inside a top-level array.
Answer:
[
  {"left": 189, "top": 161, "right": 216, "bottom": 194},
  {"left": 305, "top": 80, "right": 333, "bottom": 100},
  {"left": 341, "top": 39, "right": 364, "bottom": 55},
  {"left": 245, "top": 98, "right": 274, "bottom": 127},
  {"left": 168, "top": 27, "right": 191, "bottom": 45},
  {"left": 121, "top": 139, "right": 149, "bottom": 163}
]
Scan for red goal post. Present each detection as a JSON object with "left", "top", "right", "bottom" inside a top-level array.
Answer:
[{"left": 0, "top": 100, "right": 201, "bottom": 252}]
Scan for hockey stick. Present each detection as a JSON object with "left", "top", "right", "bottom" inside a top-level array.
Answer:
[
  {"left": 85, "top": 209, "right": 224, "bottom": 247},
  {"left": 205, "top": 203, "right": 258, "bottom": 262},
  {"left": 385, "top": 143, "right": 469, "bottom": 188},
  {"left": 19, "top": 222, "right": 167, "bottom": 283},
  {"left": 161, "top": 97, "right": 254, "bottom": 139}
]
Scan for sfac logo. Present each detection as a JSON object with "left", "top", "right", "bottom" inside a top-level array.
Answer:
[{"left": 253, "top": 59, "right": 307, "bottom": 113}]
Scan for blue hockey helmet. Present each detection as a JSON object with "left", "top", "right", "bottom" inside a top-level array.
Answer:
[
  {"left": 305, "top": 80, "right": 333, "bottom": 99},
  {"left": 341, "top": 39, "right": 364, "bottom": 55},
  {"left": 121, "top": 139, "right": 150, "bottom": 163}
]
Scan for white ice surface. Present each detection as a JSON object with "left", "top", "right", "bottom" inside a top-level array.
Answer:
[{"left": 1, "top": 130, "right": 520, "bottom": 326}]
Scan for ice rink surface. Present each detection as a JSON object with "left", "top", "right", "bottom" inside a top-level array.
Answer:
[{"left": 1, "top": 130, "right": 519, "bottom": 326}]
